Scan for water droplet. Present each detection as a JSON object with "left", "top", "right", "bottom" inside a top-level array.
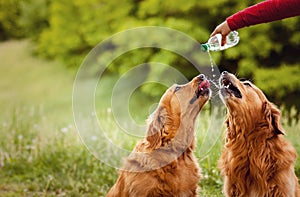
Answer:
[{"left": 207, "top": 51, "right": 220, "bottom": 89}]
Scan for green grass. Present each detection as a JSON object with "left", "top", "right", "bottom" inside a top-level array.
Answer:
[
  {"left": 0, "top": 40, "right": 75, "bottom": 124},
  {"left": 0, "top": 40, "right": 299, "bottom": 196}
]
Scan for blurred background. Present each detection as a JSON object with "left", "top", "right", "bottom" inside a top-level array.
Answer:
[{"left": 0, "top": 0, "right": 299, "bottom": 196}]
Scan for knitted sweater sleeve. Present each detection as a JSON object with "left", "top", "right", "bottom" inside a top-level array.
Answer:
[{"left": 226, "top": 0, "right": 300, "bottom": 30}]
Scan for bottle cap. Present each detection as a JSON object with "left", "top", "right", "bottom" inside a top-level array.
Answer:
[{"left": 201, "top": 44, "right": 209, "bottom": 52}]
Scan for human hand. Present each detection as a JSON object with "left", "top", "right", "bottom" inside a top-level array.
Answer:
[{"left": 210, "top": 21, "right": 231, "bottom": 46}]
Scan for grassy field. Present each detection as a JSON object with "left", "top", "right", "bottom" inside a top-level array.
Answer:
[{"left": 0, "top": 40, "right": 299, "bottom": 196}]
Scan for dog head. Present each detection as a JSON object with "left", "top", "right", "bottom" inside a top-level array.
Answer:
[
  {"left": 219, "top": 71, "right": 285, "bottom": 136},
  {"left": 145, "top": 74, "right": 211, "bottom": 150}
]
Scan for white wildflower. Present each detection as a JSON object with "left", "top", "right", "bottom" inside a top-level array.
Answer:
[
  {"left": 61, "top": 127, "right": 68, "bottom": 133},
  {"left": 48, "top": 175, "right": 54, "bottom": 181},
  {"left": 91, "top": 136, "right": 97, "bottom": 141},
  {"left": 18, "top": 134, "right": 23, "bottom": 140},
  {"left": 107, "top": 108, "right": 112, "bottom": 114},
  {"left": 33, "top": 124, "right": 39, "bottom": 130}
]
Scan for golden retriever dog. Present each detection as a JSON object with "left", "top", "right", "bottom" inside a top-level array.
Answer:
[
  {"left": 218, "top": 71, "right": 300, "bottom": 197},
  {"left": 106, "top": 74, "right": 211, "bottom": 197}
]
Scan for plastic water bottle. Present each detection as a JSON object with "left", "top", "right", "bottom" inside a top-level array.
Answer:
[{"left": 201, "top": 31, "right": 239, "bottom": 52}]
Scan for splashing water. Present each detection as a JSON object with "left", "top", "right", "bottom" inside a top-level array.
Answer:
[{"left": 207, "top": 52, "right": 220, "bottom": 99}]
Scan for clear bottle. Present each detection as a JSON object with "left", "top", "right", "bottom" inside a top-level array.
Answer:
[{"left": 201, "top": 31, "right": 239, "bottom": 52}]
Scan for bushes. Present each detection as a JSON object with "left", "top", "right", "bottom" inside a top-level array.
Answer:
[
  {"left": 0, "top": 0, "right": 49, "bottom": 40},
  {"left": 0, "top": 0, "right": 23, "bottom": 39},
  {"left": 1, "top": 0, "right": 299, "bottom": 108},
  {"left": 37, "top": 0, "right": 133, "bottom": 66}
]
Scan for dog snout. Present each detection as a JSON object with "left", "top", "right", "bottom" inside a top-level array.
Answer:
[
  {"left": 222, "top": 71, "right": 228, "bottom": 76},
  {"left": 197, "top": 74, "right": 206, "bottom": 81}
]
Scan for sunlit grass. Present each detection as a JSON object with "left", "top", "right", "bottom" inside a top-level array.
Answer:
[
  {"left": 2, "top": 104, "right": 299, "bottom": 196},
  {"left": 0, "top": 40, "right": 75, "bottom": 123},
  {"left": 0, "top": 40, "right": 299, "bottom": 196}
]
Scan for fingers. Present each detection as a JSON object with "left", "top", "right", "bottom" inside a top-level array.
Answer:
[
  {"left": 210, "top": 28, "right": 219, "bottom": 38},
  {"left": 210, "top": 26, "right": 221, "bottom": 38},
  {"left": 221, "top": 34, "right": 227, "bottom": 46},
  {"left": 210, "top": 21, "right": 232, "bottom": 46}
]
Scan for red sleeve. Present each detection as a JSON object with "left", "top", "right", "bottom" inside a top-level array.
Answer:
[{"left": 226, "top": 0, "right": 300, "bottom": 30}]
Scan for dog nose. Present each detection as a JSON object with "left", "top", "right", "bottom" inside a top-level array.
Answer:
[
  {"left": 222, "top": 71, "right": 228, "bottom": 75},
  {"left": 198, "top": 74, "right": 205, "bottom": 80}
]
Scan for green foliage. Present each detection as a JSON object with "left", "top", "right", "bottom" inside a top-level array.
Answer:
[
  {"left": 0, "top": 0, "right": 49, "bottom": 40},
  {"left": 36, "top": 0, "right": 300, "bottom": 106},
  {"left": 37, "top": 0, "right": 133, "bottom": 66},
  {"left": 0, "top": 0, "right": 299, "bottom": 107},
  {"left": 255, "top": 65, "right": 300, "bottom": 104},
  {"left": 18, "top": 0, "right": 50, "bottom": 40},
  {"left": 0, "top": 0, "right": 23, "bottom": 39}
]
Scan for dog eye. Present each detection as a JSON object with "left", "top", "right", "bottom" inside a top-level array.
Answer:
[
  {"left": 243, "top": 82, "right": 252, "bottom": 87},
  {"left": 174, "top": 86, "right": 181, "bottom": 92}
]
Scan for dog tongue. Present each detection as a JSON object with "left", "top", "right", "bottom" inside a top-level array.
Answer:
[{"left": 199, "top": 80, "right": 210, "bottom": 90}]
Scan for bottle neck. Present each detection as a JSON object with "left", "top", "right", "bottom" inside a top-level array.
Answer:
[{"left": 201, "top": 43, "right": 210, "bottom": 52}]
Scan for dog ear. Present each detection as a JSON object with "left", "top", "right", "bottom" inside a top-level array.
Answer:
[
  {"left": 270, "top": 103, "right": 285, "bottom": 135},
  {"left": 146, "top": 107, "right": 166, "bottom": 150},
  {"left": 263, "top": 102, "right": 285, "bottom": 135}
]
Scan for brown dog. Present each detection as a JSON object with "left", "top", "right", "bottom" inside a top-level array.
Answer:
[
  {"left": 106, "top": 74, "right": 211, "bottom": 197},
  {"left": 218, "top": 71, "right": 300, "bottom": 197}
]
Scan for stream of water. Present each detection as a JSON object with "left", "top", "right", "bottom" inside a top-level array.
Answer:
[{"left": 207, "top": 51, "right": 221, "bottom": 101}]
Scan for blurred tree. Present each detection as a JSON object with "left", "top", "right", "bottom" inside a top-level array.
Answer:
[
  {"left": 37, "top": 0, "right": 133, "bottom": 66},
  {"left": 18, "top": 0, "right": 50, "bottom": 40},
  {"left": 0, "top": 0, "right": 298, "bottom": 109},
  {"left": 0, "top": 0, "right": 50, "bottom": 40},
  {"left": 0, "top": 0, "right": 23, "bottom": 39}
]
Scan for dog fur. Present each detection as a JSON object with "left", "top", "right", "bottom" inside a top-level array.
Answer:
[
  {"left": 218, "top": 71, "right": 300, "bottom": 197},
  {"left": 107, "top": 74, "right": 211, "bottom": 197}
]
